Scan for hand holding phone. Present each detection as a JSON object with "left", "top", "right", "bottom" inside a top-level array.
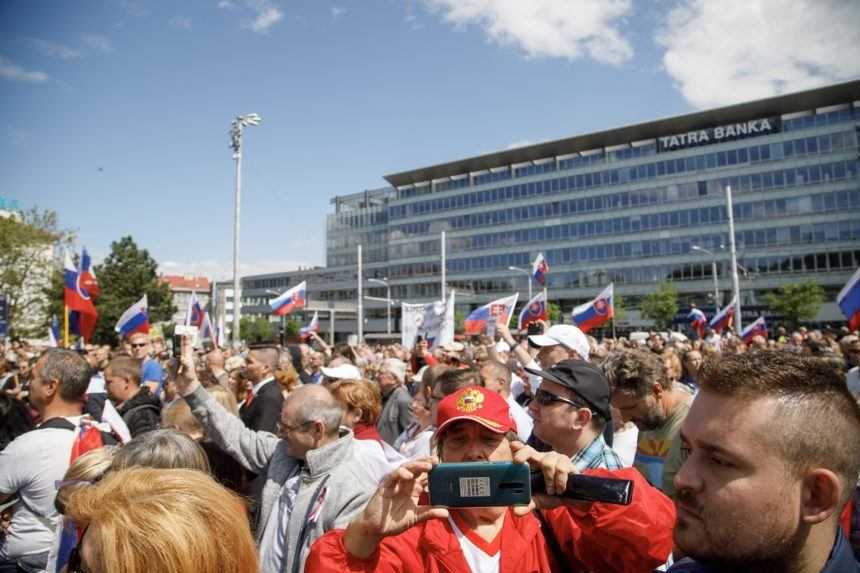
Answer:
[{"left": 428, "top": 462, "right": 531, "bottom": 508}]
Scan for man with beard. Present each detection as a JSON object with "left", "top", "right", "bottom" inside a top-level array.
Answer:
[
  {"left": 602, "top": 348, "right": 693, "bottom": 497},
  {"left": 668, "top": 351, "right": 860, "bottom": 572}
]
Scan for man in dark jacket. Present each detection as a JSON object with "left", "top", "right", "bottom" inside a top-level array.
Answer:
[
  {"left": 105, "top": 356, "right": 160, "bottom": 437},
  {"left": 238, "top": 345, "right": 284, "bottom": 434}
]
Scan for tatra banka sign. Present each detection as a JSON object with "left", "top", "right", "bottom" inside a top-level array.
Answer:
[{"left": 658, "top": 116, "right": 781, "bottom": 152}]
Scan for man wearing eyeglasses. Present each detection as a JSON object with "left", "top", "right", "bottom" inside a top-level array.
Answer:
[
  {"left": 128, "top": 332, "right": 165, "bottom": 400},
  {"left": 526, "top": 360, "right": 624, "bottom": 471}
]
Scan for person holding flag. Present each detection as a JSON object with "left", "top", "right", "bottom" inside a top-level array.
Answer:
[
  {"left": 688, "top": 305, "right": 707, "bottom": 339},
  {"left": 301, "top": 311, "right": 320, "bottom": 339},
  {"left": 115, "top": 295, "right": 165, "bottom": 399},
  {"left": 518, "top": 292, "right": 547, "bottom": 331},
  {"left": 708, "top": 296, "right": 737, "bottom": 334},
  {"left": 571, "top": 283, "right": 614, "bottom": 334},
  {"left": 463, "top": 294, "right": 519, "bottom": 335},
  {"left": 270, "top": 281, "right": 307, "bottom": 316},
  {"left": 532, "top": 253, "right": 549, "bottom": 286}
]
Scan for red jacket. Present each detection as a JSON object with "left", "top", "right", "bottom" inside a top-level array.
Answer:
[{"left": 306, "top": 467, "right": 675, "bottom": 573}]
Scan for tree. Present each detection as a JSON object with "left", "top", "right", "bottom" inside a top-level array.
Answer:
[
  {"left": 0, "top": 208, "right": 73, "bottom": 338},
  {"left": 454, "top": 310, "right": 465, "bottom": 334},
  {"left": 240, "top": 316, "right": 275, "bottom": 343},
  {"left": 49, "top": 236, "right": 175, "bottom": 345},
  {"left": 640, "top": 281, "right": 679, "bottom": 330},
  {"left": 613, "top": 294, "right": 627, "bottom": 323},
  {"left": 764, "top": 280, "right": 824, "bottom": 328},
  {"left": 548, "top": 302, "right": 561, "bottom": 324},
  {"left": 285, "top": 318, "right": 301, "bottom": 338}
]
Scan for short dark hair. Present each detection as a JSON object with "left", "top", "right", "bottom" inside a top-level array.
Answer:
[
  {"left": 248, "top": 346, "right": 279, "bottom": 372},
  {"left": 481, "top": 360, "right": 512, "bottom": 389},
  {"left": 105, "top": 356, "right": 142, "bottom": 387},
  {"left": 601, "top": 349, "right": 669, "bottom": 396},
  {"left": 40, "top": 349, "right": 91, "bottom": 402},
  {"left": 434, "top": 368, "right": 482, "bottom": 397},
  {"left": 699, "top": 351, "right": 860, "bottom": 506}
]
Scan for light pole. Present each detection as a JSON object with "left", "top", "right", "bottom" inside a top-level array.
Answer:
[
  {"left": 368, "top": 277, "right": 392, "bottom": 334},
  {"left": 725, "top": 185, "right": 743, "bottom": 335},
  {"left": 508, "top": 266, "right": 532, "bottom": 301},
  {"left": 691, "top": 245, "right": 721, "bottom": 315},
  {"left": 229, "top": 112, "right": 261, "bottom": 347}
]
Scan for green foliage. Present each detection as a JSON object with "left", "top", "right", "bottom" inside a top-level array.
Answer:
[
  {"left": 763, "top": 279, "right": 824, "bottom": 327},
  {"left": 1, "top": 208, "right": 73, "bottom": 338},
  {"left": 240, "top": 316, "right": 275, "bottom": 344},
  {"left": 285, "top": 318, "right": 301, "bottom": 338},
  {"left": 48, "top": 236, "right": 175, "bottom": 346},
  {"left": 454, "top": 310, "right": 465, "bottom": 334},
  {"left": 548, "top": 302, "right": 561, "bottom": 324},
  {"left": 640, "top": 281, "right": 679, "bottom": 329},
  {"left": 613, "top": 294, "right": 626, "bottom": 323}
]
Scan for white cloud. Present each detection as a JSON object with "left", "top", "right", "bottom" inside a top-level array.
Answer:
[
  {"left": 506, "top": 139, "right": 533, "bottom": 149},
  {"left": 217, "top": 0, "right": 235, "bottom": 8},
  {"left": 26, "top": 38, "right": 82, "bottom": 60},
  {"left": 160, "top": 258, "right": 316, "bottom": 281},
  {"left": 331, "top": 6, "right": 345, "bottom": 18},
  {"left": 658, "top": 0, "right": 860, "bottom": 109},
  {"left": 169, "top": 16, "right": 193, "bottom": 30},
  {"left": 423, "top": 0, "right": 634, "bottom": 65},
  {"left": 0, "top": 56, "right": 49, "bottom": 83},
  {"left": 82, "top": 35, "right": 113, "bottom": 53},
  {"left": 242, "top": 0, "right": 284, "bottom": 33}
]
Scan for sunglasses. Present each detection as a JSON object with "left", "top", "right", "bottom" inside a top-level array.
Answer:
[
  {"left": 534, "top": 388, "right": 589, "bottom": 411},
  {"left": 130, "top": 343, "right": 148, "bottom": 348}
]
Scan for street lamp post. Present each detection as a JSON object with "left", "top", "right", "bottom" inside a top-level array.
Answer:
[
  {"left": 229, "top": 113, "right": 261, "bottom": 347},
  {"left": 368, "top": 278, "right": 391, "bottom": 334},
  {"left": 691, "top": 245, "right": 721, "bottom": 315},
  {"left": 508, "top": 266, "right": 532, "bottom": 301}
]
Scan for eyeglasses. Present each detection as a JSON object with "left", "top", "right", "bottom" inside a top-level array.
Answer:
[
  {"left": 534, "top": 388, "right": 589, "bottom": 411},
  {"left": 276, "top": 420, "right": 313, "bottom": 436},
  {"left": 130, "top": 343, "right": 148, "bottom": 349}
]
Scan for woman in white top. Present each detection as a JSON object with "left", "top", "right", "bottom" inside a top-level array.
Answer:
[{"left": 393, "top": 369, "right": 437, "bottom": 460}]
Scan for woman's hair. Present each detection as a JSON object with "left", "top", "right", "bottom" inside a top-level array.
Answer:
[
  {"left": 661, "top": 350, "right": 683, "bottom": 382},
  {"left": 208, "top": 385, "right": 239, "bottom": 415},
  {"left": 65, "top": 467, "right": 258, "bottom": 573},
  {"left": 55, "top": 446, "right": 116, "bottom": 514},
  {"left": 328, "top": 379, "right": 382, "bottom": 425},
  {"left": 110, "top": 429, "right": 210, "bottom": 474},
  {"left": 161, "top": 400, "right": 205, "bottom": 439},
  {"left": 274, "top": 364, "right": 301, "bottom": 395}
]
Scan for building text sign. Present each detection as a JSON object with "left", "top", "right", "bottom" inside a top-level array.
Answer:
[{"left": 658, "top": 116, "right": 781, "bottom": 152}]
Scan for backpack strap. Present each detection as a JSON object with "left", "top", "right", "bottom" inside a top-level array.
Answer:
[
  {"left": 121, "top": 403, "right": 161, "bottom": 423},
  {"left": 38, "top": 417, "right": 76, "bottom": 431}
]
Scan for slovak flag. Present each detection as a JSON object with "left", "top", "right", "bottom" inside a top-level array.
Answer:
[
  {"left": 271, "top": 281, "right": 307, "bottom": 316},
  {"left": 532, "top": 253, "right": 549, "bottom": 286},
  {"left": 185, "top": 292, "right": 205, "bottom": 327},
  {"left": 300, "top": 311, "right": 320, "bottom": 338},
  {"left": 571, "top": 283, "right": 614, "bottom": 334},
  {"left": 837, "top": 268, "right": 860, "bottom": 331},
  {"left": 199, "top": 312, "right": 218, "bottom": 347},
  {"left": 708, "top": 297, "right": 737, "bottom": 333},
  {"left": 518, "top": 292, "right": 547, "bottom": 331},
  {"left": 741, "top": 316, "right": 767, "bottom": 343},
  {"left": 48, "top": 316, "right": 60, "bottom": 347},
  {"left": 64, "top": 251, "right": 97, "bottom": 341},
  {"left": 79, "top": 247, "right": 101, "bottom": 299},
  {"left": 115, "top": 295, "right": 149, "bottom": 338},
  {"left": 464, "top": 294, "right": 519, "bottom": 335},
  {"left": 688, "top": 307, "right": 707, "bottom": 338}
]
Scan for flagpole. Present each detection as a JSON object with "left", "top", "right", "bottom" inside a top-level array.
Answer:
[{"left": 63, "top": 305, "right": 70, "bottom": 348}]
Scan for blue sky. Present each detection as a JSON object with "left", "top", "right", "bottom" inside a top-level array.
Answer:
[{"left": 3, "top": 0, "right": 858, "bottom": 279}]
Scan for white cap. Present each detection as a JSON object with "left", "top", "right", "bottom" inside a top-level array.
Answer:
[
  {"left": 320, "top": 364, "right": 362, "bottom": 380},
  {"left": 529, "top": 324, "right": 590, "bottom": 361},
  {"left": 495, "top": 341, "right": 511, "bottom": 353},
  {"left": 441, "top": 341, "right": 465, "bottom": 352}
]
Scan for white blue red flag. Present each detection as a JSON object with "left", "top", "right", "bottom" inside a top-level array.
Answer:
[
  {"left": 688, "top": 307, "right": 707, "bottom": 338},
  {"left": 837, "top": 268, "right": 860, "bottom": 331},
  {"left": 741, "top": 316, "right": 767, "bottom": 343},
  {"left": 64, "top": 251, "right": 97, "bottom": 341},
  {"left": 199, "top": 312, "right": 218, "bottom": 348},
  {"left": 185, "top": 292, "right": 205, "bottom": 327},
  {"left": 571, "top": 283, "right": 614, "bottom": 334},
  {"left": 708, "top": 297, "right": 736, "bottom": 333},
  {"left": 115, "top": 295, "right": 149, "bottom": 338},
  {"left": 300, "top": 311, "right": 320, "bottom": 338},
  {"left": 79, "top": 247, "right": 101, "bottom": 299},
  {"left": 464, "top": 293, "right": 519, "bottom": 335},
  {"left": 48, "top": 316, "right": 60, "bottom": 347},
  {"left": 532, "top": 253, "right": 549, "bottom": 286},
  {"left": 271, "top": 281, "right": 307, "bottom": 316},
  {"left": 518, "top": 292, "right": 547, "bottom": 331}
]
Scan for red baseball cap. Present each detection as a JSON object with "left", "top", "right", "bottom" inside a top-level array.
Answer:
[{"left": 435, "top": 386, "right": 517, "bottom": 437}]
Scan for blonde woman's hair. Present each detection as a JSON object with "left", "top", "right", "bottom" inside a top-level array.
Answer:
[
  {"left": 162, "top": 400, "right": 205, "bottom": 439},
  {"left": 56, "top": 446, "right": 116, "bottom": 514},
  {"left": 208, "top": 384, "right": 240, "bottom": 415},
  {"left": 65, "top": 467, "right": 258, "bottom": 573},
  {"left": 328, "top": 379, "right": 382, "bottom": 425}
]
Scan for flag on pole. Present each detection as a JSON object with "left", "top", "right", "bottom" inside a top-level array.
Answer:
[
  {"left": 115, "top": 295, "right": 149, "bottom": 338},
  {"left": 79, "top": 247, "right": 101, "bottom": 299},
  {"left": 518, "top": 291, "right": 547, "bottom": 330},
  {"left": 708, "top": 297, "right": 737, "bottom": 333},
  {"left": 837, "top": 268, "right": 860, "bottom": 331},
  {"left": 185, "top": 292, "right": 205, "bottom": 327},
  {"left": 64, "top": 251, "right": 97, "bottom": 341},
  {"left": 270, "top": 281, "right": 307, "bottom": 316},
  {"left": 688, "top": 307, "right": 707, "bottom": 338},
  {"left": 571, "top": 284, "right": 614, "bottom": 334},
  {"left": 199, "top": 312, "right": 218, "bottom": 347},
  {"left": 741, "top": 316, "right": 767, "bottom": 343},
  {"left": 300, "top": 311, "right": 320, "bottom": 338},
  {"left": 464, "top": 294, "right": 519, "bottom": 335},
  {"left": 532, "top": 253, "right": 549, "bottom": 286},
  {"left": 48, "top": 316, "right": 60, "bottom": 347},
  {"left": 401, "top": 292, "right": 456, "bottom": 349}
]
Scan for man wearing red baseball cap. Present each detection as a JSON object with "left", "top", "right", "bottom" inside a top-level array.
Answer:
[{"left": 308, "top": 386, "right": 675, "bottom": 572}]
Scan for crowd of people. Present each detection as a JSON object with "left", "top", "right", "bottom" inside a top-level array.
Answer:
[{"left": 0, "top": 320, "right": 859, "bottom": 572}]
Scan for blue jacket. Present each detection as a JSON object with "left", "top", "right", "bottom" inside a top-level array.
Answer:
[{"left": 667, "top": 532, "right": 858, "bottom": 573}]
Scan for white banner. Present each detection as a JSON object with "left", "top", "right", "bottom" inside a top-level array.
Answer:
[{"left": 401, "top": 291, "right": 455, "bottom": 350}]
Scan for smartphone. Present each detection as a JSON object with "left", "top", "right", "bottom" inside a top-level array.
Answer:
[
  {"left": 529, "top": 472, "right": 634, "bottom": 505},
  {"left": 428, "top": 462, "right": 531, "bottom": 508},
  {"left": 527, "top": 322, "right": 543, "bottom": 336}
]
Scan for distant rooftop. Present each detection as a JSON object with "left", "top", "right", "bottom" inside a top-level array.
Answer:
[{"left": 159, "top": 275, "right": 211, "bottom": 291}]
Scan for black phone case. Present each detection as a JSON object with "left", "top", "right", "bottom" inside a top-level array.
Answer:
[
  {"left": 428, "top": 462, "right": 531, "bottom": 508},
  {"left": 530, "top": 472, "right": 634, "bottom": 505}
]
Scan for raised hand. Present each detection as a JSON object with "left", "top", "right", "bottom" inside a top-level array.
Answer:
[
  {"left": 344, "top": 459, "right": 449, "bottom": 559},
  {"left": 175, "top": 335, "right": 200, "bottom": 397},
  {"left": 511, "top": 442, "right": 582, "bottom": 510}
]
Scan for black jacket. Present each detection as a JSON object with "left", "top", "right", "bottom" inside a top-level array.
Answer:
[
  {"left": 117, "top": 387, "right": 161, "bottom": 438},
  {"left": 239, "top": 378, "right": 283, "bottom": 434}
]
